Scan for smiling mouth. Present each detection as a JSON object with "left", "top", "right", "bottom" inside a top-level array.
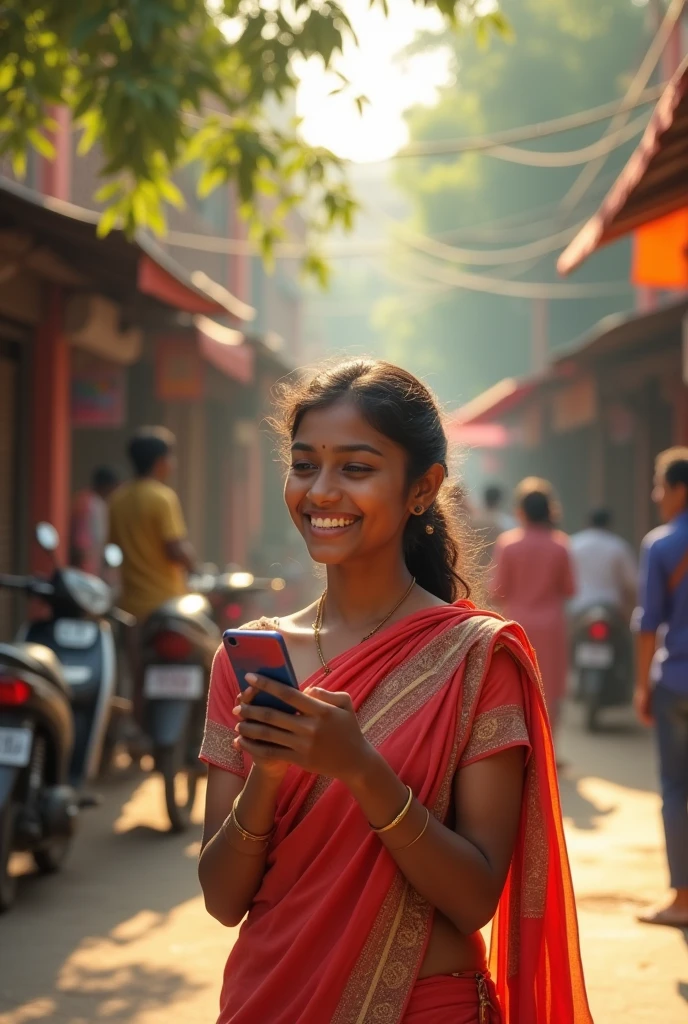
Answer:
[{"left": 305, "top": 514, "right": 360, "bottom": 532}]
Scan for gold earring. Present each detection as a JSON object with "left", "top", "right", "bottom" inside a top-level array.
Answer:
[
  {"left": 425, "top": 524, "right": 435, "bottom": 535},
  {"left": 413, "top": 504, "right": 424, "bottom": 515}
]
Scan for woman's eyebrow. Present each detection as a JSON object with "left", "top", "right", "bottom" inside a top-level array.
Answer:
[
  {"left": 291, "top": 442, "right": 383, "bottom": 456},
  {"left": 334, "top": 444, "right": 383, "bottom": 456}
]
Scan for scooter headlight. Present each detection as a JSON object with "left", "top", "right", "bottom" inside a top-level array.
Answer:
[{"left": 61, "top": 569, "right": 112, "bottom": 617}]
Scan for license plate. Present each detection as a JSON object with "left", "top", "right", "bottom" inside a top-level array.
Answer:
[
  {"left": 575, "top": 643, "right": 613, "bottom": 669},
  {"left": 144, "top": 666, "right": 204, "bottom": 700},
  {"left": 54, "top": 619, "right": 98, "bottom": 648},
  {"left": 0, "top": 726, "right": 33, "bottom": 767}
]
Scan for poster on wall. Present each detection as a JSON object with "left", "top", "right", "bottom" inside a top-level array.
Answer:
[
  {"left": 155, "top": 336, "right": 204, "bottom": 401},
  {"left": 71, "top": 350, "right": 126, "bottom": 428}
]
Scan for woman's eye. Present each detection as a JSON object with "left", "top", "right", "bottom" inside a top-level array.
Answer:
[
  {"left": 291, "top": 461, "right": 316, "bottom": 472},
  {"left": 343, "top": 463, "right": 373, "bottom": 474}
]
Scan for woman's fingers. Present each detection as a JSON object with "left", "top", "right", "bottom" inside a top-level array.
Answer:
[
  {"left": 235, "top": 735, "right": 301, "bottom": 764},
  {"left": 234, "top": 702, "right": 310, "bottom": 733},
  {"left": 236, "top": 719, "right": 303, "bottom": 749},
  {"left": 244, "top": 673, "right": 320, "bottom": 714}
]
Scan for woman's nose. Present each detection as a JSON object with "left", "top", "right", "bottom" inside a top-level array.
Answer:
[{"left": 307, "top": 468, "right": 342, "bottom": 505}]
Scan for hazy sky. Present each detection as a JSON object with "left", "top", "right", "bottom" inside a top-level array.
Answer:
[{"left": 295, "top": 0, "right": 453, "bottom": 163}]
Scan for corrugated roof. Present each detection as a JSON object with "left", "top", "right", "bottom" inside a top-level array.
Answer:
[{"left": 558, "top": 57, "right": 688, "bottom": 275}]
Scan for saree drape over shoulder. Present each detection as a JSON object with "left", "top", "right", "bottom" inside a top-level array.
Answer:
[{"left": 200, "top": 603, "right": 594, "bottom": 1024}]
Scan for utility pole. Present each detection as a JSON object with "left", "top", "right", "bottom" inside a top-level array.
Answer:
[{"left": 531, "top": 296, "right": 548, "bottom": 374}]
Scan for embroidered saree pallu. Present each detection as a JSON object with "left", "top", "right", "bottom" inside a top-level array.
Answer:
[{"left": 200, "top": 603, "right": 594, "bottom": 1024}]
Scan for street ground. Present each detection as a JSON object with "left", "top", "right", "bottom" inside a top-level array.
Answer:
[{"left": 0, "top": 704, "right": 686, "bottom": 1024}]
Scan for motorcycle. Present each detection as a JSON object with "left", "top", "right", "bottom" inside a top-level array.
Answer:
[
  {"left": 572, "top": 603, "right": 633, "bottom": 732},
  {"left": 0, "top": 523, "right": 131, "bottom": 910},
  {"left": 140, "top": 568, "right": 286, "bottom": 833}
]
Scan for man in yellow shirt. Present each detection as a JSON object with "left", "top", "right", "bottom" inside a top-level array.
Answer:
[{"left": 109, "top": 427, "right": 197, "bottom": 622}]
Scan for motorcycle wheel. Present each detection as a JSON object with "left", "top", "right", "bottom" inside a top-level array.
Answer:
[
  {"left": 33, "top": 836, "right": 72, "bottom": 875},
  {"left": 158, "top": 746, "right": 198, "bottom": 834},
  {"left": 0, "top": 803, "right": 17, "bottom": 912},
  {"left": 582, "top": 670, "right": 604, "bottom": 733}
]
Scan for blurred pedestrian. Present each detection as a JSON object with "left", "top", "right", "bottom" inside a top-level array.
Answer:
[
  {"left": 109, "top": 427, "right": 197, "bottom": 622},
  {"left": 109, "top": 428, "right": 197, "bottom": 733},
  {"left": 198, "top": 362, "right": 592, "bottom": 1024},
  {"left": 569, "top": 508, "right": 637, "bottom": 619},
  {"left": 635, "top": 448, "right": 688, "bottom": 929},
  {"left": 492, "top": 478, "right": 576, "bottom": 737},
  {"left": 472, "top": 484, "right": 516, "bottom": 566},
  {"left": 69, "top": 466, "right": 119, "bottom": 576}
]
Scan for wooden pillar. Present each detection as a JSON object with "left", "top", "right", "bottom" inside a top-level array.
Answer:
[
  {"left": 588, "top": 418, "right": 605, "bottom": 508},
  {"left": 185, "top": 401, "right": 207, "bottom": 557},
  {"left": 40, "top": 107, "right": 71, "bottom": 201},
  {"left": 31, "top": 287, "right": 71, "bottom": 570},
  {"left": 634, "top": 393, "right": 652, "bottom": 546}
]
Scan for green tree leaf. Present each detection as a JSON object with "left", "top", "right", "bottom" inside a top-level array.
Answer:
[{"left": 0, "top": 0, "right": 501, "bottom": 280}]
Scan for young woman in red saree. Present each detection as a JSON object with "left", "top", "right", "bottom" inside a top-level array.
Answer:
[{"left": 199, "top": 360, "right": 594, "bottom": 1024}]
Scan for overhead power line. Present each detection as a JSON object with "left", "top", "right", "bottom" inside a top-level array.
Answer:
[
  {"left": 483, "top": 113, "right": 649, "bottom": 168},
  {"left": 401, "top": 251, "right": 630, "bottom": 300},
  {"left": 394, "top": 84, "right": 664, "bottom": 159},
  {"left": 560, "top": 0, "right": 686, "bottom": 212},
  {"left": 388, "top": 219, "right": 586, "bottom": 267}
]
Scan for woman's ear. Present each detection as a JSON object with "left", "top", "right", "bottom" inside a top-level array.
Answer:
[{"left": 411, "top": 464, "right": 445, "bottom": 510}]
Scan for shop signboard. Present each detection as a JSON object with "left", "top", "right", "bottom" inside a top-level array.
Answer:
[
  {"left": 155, "top": 336, "right": 204, "bottom": 401},
  {"left": 71, "top": 351, "right": 126, "bottom": 428}
]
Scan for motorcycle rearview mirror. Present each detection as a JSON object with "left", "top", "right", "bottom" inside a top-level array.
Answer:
[
  {"left": 36, "top": 522, "right": 59, "bottom": 552},
  {"left": 104, "top": 543, "right": 123, "bottom": 569}
]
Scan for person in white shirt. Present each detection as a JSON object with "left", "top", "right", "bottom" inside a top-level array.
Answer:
[{"left": 569, "top": 508, "right": 637, "bottom": 617}]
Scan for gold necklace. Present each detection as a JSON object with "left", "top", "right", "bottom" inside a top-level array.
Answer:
[{"left": 312, "top": 577, "right": 416, "bottom": 675}]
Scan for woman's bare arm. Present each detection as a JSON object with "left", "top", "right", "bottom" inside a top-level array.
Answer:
[
  {"left": 346, "top": 744, "right": 525, "bottom": 936},
  {"left": 198, "top": 765, "right": 282, "bottom": 926}
]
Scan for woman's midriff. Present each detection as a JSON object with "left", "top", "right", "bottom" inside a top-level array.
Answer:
[{"left": 417, "top": 912, "right": 487, "bottom": 979}]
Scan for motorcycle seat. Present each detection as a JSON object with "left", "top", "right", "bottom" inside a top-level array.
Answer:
[{"left": 0, "top": 642, "right": 71, "bottom": 696}]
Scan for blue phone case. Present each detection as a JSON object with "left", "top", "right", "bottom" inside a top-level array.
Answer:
[{"left": 222, "top": 629, "right": 299, "bottom": 715}]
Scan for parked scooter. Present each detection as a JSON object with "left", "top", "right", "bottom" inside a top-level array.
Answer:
[
  {"left": 0, "top": 523, "right": 131, "bottom": 910},
  {"left": 572, "top": 603, "right": 633, "bottom": 731},
  {"left": 139, "top": 568, "right": 286, "bottom": 833}
]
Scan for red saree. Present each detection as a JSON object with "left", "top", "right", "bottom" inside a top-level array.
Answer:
[{"left": 200, "top": 602, "right": 594, "bottom": 1024}]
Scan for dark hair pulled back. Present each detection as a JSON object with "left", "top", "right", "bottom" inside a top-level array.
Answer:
[{"left": 273, "top": 359, "right": 477, "bottom": 603}]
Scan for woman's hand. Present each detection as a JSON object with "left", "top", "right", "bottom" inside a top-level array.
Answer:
[{"left": 233, "top": 674, "right": 371, "bottom": 785}]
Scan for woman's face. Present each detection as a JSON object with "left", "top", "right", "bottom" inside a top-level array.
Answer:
[{"left": 284, "top": 399, "right": 431, "bottom": 567}]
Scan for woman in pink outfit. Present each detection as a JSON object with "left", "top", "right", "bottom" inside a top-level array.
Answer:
[{"left": 492, "top": 479, "right": 576, "bottom": 735}]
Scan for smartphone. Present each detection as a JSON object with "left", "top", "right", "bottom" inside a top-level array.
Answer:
[{"left": 222, "top": 629, "right": 300, "bottom": 715}]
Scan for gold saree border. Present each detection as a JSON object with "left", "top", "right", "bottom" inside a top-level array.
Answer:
[
  {"left": 332, "top": 617, "right": 502, "bottom": 1024},
  {"left": 200, "top": 718, "right": 245, "bottom": 775},
  {"left": 459, "top": 703, "right": 529, "bottom": 766}
]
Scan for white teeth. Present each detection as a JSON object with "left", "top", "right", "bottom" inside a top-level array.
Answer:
[{"left": 310, "top": 516, "right": 355, "bottom": 529}]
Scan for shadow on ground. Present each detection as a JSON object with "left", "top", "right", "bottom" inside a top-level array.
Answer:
[{"left": 558, "top": 774, "right": 615, "bottom": 831}]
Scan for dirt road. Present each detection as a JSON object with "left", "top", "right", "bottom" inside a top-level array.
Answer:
[{"left": 0, "top": 705, "right": 686, "bottom": 1023}]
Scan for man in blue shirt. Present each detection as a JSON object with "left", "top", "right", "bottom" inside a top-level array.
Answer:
[{"left": 635, "top": 448, "right": 688, "bottom": 928}]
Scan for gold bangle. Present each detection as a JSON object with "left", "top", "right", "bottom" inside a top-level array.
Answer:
[
  {"left": 396, "top": 807, "right": 431, "bottom": 852},
  {"left": 230, "top": 795, "right": 274, "bottom": 843},
  {"left": 221, "top": 816, "right": 270, "bottom": 855},
  {"left": 371, "top": 785, "right": 414, "bottom": 834}
]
